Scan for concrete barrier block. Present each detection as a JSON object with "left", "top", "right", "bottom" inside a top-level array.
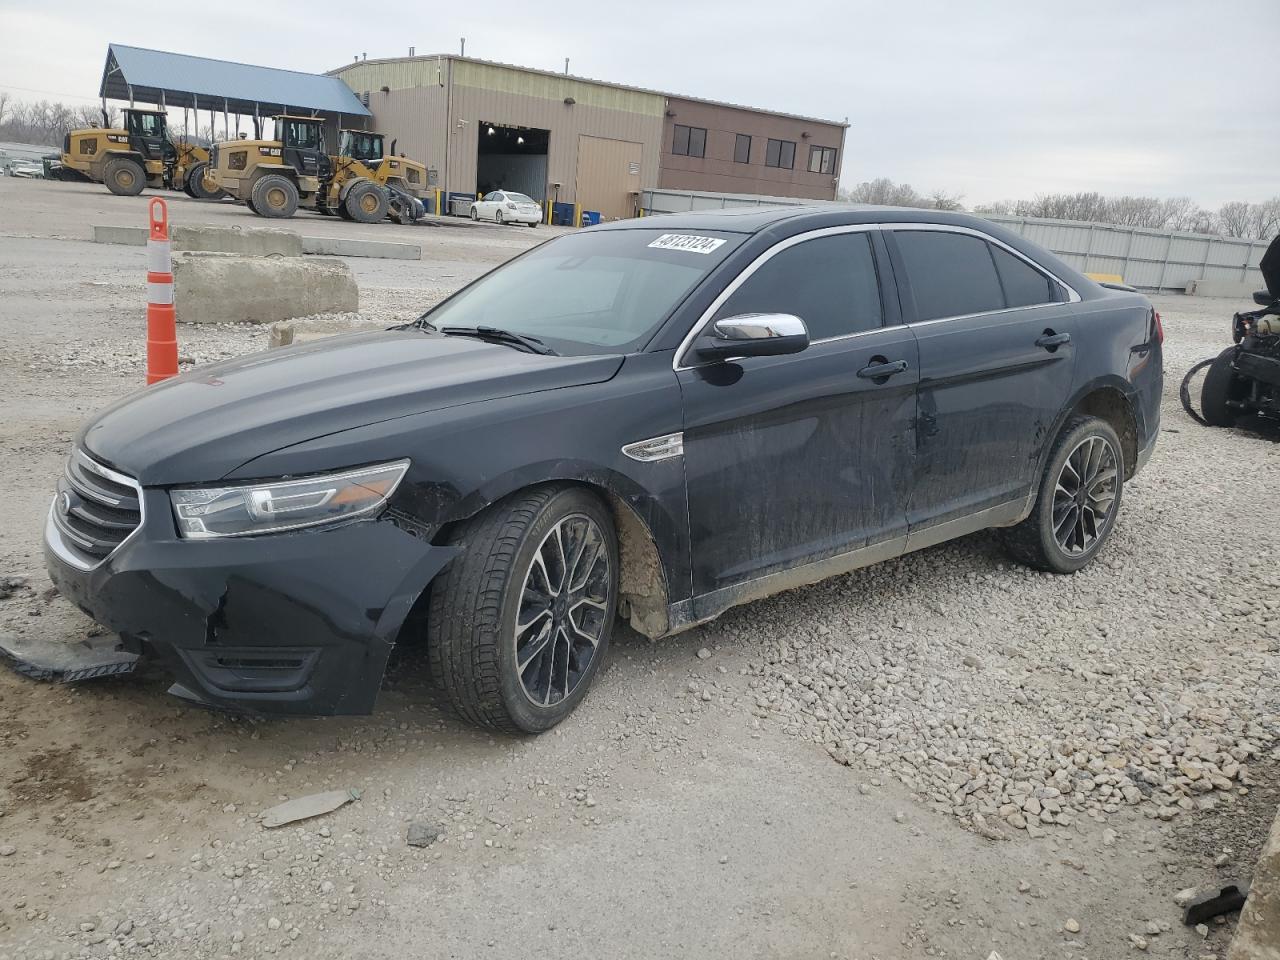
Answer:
[
  {"left": 1228, "top": 807, "right": 1280, "bottom": 960},
  {"left": 93, "top": 223, "right": 302, "bottom": 256},
  {"left": 173, "top": 224, "right": 302, "bottom": 257},
  {"left": 1186, "top": 280, "right": 1266, "bottom": 299},
  {"left": 173, "top": 253, "right": 357, "bottom": 324},
  {"left": 92, "top": 224, "right": 148, "bottom": 246},
  {"left": 300, "top": 235, "right": 422, "bottom": 260}
]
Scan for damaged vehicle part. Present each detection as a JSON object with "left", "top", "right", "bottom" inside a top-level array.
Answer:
[
  {"left": 22, "top": 209, "right": 1162, "bottom": 732},
  {"left": 1182, "top": 233, "right": 1280, "bottom": 429}
]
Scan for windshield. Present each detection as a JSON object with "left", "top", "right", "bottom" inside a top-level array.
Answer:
[{"left": 423, "top": 229, "right": 742, "bottom": 355}]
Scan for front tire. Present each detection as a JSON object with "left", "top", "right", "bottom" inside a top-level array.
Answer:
[
  {"left": 1201, "top": 347, "right": 1245, "bottom": 427},
  {"left": 104, "top": 157, "right": 145, "bottom": 196},
  {"left": 428, "top": 486, "right": 618, "bottom": 733},
  {"left": 250, "top": 174, "right": 299, "bottom": 218},
  {"left": 344, "top": 180, "right": 388, "bottom": 223},
  {"left": 1002, "top": 416, "right": 1124, "bottom": 574}
]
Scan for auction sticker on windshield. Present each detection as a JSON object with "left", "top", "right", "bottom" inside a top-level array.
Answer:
[{"left": 647, "top": 234, "right": 727, "bottom": 255}]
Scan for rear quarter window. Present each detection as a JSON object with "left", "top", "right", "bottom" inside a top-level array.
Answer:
[{"left": 990, "top": 244, "right": 1058, "bottom": 307}]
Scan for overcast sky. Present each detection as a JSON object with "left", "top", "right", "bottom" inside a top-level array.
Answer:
[{"left": 2, "top": 0, "right": 1276, "bottom": 207}]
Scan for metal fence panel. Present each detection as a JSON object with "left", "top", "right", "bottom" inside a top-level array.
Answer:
[{"left": 641, "top": 189, "right": 1267, "bottom": 291}]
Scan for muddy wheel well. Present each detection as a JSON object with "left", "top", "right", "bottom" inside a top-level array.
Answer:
[
  {"left": 397, "top": 481, "right": 671, "bottom": 654},
  {"left": 1072, "top": 387, "right": 1138, "bottom": 478}
]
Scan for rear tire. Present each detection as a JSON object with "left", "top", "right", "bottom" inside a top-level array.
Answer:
[
  {"left": 104, "top": 157, "right": 145, "bottom": 196},
  {"left": 427, "top": 485, "right": 618, "bottom": 733},
  {"left": 1002, "top": 415, "right": 1124, "bottom": 574},
  {"left": 1201, "top": 347, "right": 1245, "bottom": 427},
  {"left": 528, "top": 220, "right": 538, "bottom": 228},
  {"left": 250, "top": 174, "right": 299, "bottom": 218},
  {"left": 344, "top": 180, "right": 388, "bottom": 223},
  {"left": 495, "top": 209, "right": 504, "bottom": 225}
]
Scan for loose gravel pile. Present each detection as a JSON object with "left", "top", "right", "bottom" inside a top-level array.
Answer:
[{"left": 722, "top": 383, "right": 1280, "bottom": 836}]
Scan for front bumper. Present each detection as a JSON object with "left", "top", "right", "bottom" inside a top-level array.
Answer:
[{"left": 35, "top": 488, "right": 458, "bottom": 716}]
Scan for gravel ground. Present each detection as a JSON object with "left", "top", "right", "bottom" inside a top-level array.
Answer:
[{"left": 0, "top": 176, "right": 1277, "bottom": 960}]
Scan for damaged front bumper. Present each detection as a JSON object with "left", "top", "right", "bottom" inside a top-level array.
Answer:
[{"left": 14, "top": 489, "right": 459, "bottom": 716}]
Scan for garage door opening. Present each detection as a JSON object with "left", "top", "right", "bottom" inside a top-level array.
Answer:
[{"left": 477, "top": 123, "right": 549, "bottom": 203}]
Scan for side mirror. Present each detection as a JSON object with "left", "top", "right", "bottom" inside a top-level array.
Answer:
[{"left": 693, "top": 314, "right": 809, "bottom": 362}]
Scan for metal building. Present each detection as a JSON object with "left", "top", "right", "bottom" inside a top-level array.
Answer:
[{"left": 329, "top": 55, "right": 847, "bottom": 220}]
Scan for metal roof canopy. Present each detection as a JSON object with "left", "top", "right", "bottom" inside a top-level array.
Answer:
[{"left": 100, "top": 44, "right": 371, "bottom": 121}]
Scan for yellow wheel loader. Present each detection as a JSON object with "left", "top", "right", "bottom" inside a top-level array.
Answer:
[
  {"left": 60, "top": 108, "right": 222, "bottom": 199},
  {"left": 207, "top": 116, "right": 428, "bottom": 224}
]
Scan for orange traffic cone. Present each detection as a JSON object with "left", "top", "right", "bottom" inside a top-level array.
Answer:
[{"left": 146, "top": 198, "right": 179, "bottom": 384}]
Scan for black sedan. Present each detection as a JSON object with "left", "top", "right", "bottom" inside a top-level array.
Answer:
[{"left": 17, "top": 207, "right": 1163, "bottom": 732}]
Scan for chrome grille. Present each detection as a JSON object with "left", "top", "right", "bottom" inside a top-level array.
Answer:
[{"left": 49, "top": 450, "right": 143, "bottom": 568}]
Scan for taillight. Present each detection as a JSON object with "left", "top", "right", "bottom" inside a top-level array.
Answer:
[
  {"left": 506, "top": 202, "right": 517, "bottom": 209},
  {"left": 1153, "top": 310, "right": 1164, "bottom": 345}
]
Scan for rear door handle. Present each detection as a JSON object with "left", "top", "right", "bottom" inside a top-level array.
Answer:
[
  {"left": 1036, "top": 331, "right": 1071, "bottom": 349},
  {"left": 856, "top": 358, "right": 909, "bottom": 380}
]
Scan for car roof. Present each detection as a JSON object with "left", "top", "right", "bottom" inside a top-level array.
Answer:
[
  {"left": 598, "top": 204, "right": 1005, "bottom": 235},
  {"left": 596, "top": 204, "right": 1105, "bottom": 301}
]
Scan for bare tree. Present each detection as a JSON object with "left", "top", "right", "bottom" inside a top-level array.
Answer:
[
  {"left": 1218, "top": 201, "right": 1253, "bottom": 238},
  {"left": 928, "top": 189, "right": 965, "bottom": 211}
]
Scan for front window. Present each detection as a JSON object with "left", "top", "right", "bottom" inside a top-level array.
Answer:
[
  {"left": 340, "top": 131, "right": 383, "bottom": 161},
  {"left": 283, "top": 120, "right": 322, "bottom": 151},
  {"left": 422, "top": 229, "right": 743, "bottom": 355},
  {"left": 127, "top": 112, "right": 165, "bottom": 138}
]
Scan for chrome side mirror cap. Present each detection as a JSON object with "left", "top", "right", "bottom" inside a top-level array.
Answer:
[{"left": 694, "top": 313, "right": 810, "bottom": 361}]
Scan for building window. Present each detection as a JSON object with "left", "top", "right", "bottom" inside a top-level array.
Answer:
[
  {"left": 765, "top": 138, "right": 795, "bottom": 169},
  {"left": 734, "top": 133, "right": 751, "bottom": 164},
  {"left": 672, "top": 124, "right": 706, "bottom": 158},
  {"left": 807, "top": 145, "right": 837, "bottom": 174}
]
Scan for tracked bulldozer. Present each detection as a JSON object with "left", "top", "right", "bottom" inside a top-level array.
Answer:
[
  {"left": 207, "top": 116, "right": 427, "bottom": 224},
  {"left": 60, "top": 108, "right": 222, "bottom": 199}
]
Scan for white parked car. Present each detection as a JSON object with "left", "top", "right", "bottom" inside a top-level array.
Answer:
[{"left": 470, "top": 190, "right": 542, "bottom": 227}]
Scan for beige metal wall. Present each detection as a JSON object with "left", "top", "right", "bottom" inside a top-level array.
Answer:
[
  {"left": 335, "top": 56, "right": 663, "bottom": 204},
  {"left": 658, "top": 96, "right": 846, "bottom": 200},
  {"left": 575, "top": 136, "right": 644, "bottom": 220},
  {"left": 446, "top": 84, "right": 660, "bottom": 205}
]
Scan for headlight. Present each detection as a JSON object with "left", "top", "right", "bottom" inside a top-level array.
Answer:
[{"left": 170, "top": 460, "right": 409, "bottom": 539}]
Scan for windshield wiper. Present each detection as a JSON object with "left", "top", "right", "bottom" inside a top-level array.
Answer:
[{"left": 439, "top": 325, "right": 558, "bottom": 356}]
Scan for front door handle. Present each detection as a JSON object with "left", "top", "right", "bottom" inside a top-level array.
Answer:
[
  {"left": 856, "top": 358, "right": 909, "bottom": 380},
  {"left": 1036, "top": 331, "right": 1071, "bottom": 350}
]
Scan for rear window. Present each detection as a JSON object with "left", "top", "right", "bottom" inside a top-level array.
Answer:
[{"left": 894, "top": 231, "right": 1005, "bottom": 321}]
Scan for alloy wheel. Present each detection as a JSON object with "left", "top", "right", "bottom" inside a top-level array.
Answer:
[
  {"left": 1052, "top": 435, "right": 1119, "bottom": 556},
  {"left": 514, "top": 514, "right": 611, "bottom": 706}
]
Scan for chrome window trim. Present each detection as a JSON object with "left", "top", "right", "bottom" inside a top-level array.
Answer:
[
  {"left": 673, "top": 224, "right": 882, "bottom": 371},
  {"left": 45, "top": 449, "right": 147, "bottom": 572},
  {"left": 672, "top": 221, "right": 1081, "bottom": 371}
]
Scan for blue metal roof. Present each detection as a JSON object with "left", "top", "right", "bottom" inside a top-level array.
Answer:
[{"left": 100, "top": 44, "right": 370, "bottom": 118}]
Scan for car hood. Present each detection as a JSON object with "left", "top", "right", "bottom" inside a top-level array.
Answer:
[{"left": 81, "top": 330, "right": 624, "bottom": 485}]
